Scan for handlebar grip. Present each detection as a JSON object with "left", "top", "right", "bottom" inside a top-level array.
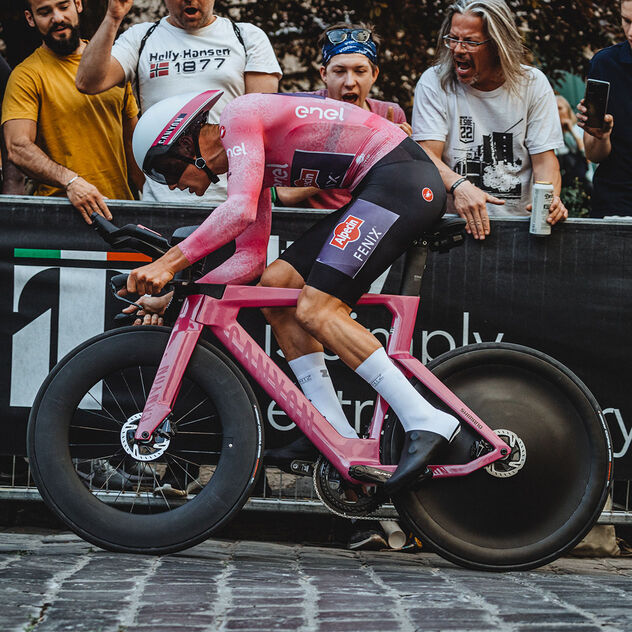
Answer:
[
  {"left": 111, "top": 273, "right": 129, "bottom": 293},
  {"left": 90, "top": 213, "right": 118, "bottom": 236}
]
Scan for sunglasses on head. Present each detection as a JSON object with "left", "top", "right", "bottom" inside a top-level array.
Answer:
[{"left": 326, "top": 28, "right": 372, "bottom": 45}]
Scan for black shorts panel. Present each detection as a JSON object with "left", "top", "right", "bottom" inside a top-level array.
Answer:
[{"left": 279, "top": 138, "right": 446, "bottom": 306}]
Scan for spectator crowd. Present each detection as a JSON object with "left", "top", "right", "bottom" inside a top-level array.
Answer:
[{"left": 1, "top": 0, "right": 629, "bottom": 221}]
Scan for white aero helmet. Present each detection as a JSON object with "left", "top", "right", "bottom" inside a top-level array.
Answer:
[{"left": 132, "top": 90, "right": 223, "bottom": 185}]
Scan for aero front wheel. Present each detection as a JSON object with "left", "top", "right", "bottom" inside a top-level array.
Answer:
[
  {"left": 27, "top": 327, "right": 263, "bottom": 555},
  {"left": 383, "top": 343, "right": 612, "bottom": 571}
]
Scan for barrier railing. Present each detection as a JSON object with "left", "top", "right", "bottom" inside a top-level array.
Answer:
[{"left": 1, "top": 196, "right": 631, "bottom": 525}]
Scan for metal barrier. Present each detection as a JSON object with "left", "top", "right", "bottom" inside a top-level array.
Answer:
[
  {"left": 1, "top": 199, "right": 631, "bottom": 525},
  {"left": 0, "top": 455, "right": 626, "bottom": 523}
]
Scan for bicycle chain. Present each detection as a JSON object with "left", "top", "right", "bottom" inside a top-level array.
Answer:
[{"left": 312, "top": 457, "right": 386, "bottom": 520}]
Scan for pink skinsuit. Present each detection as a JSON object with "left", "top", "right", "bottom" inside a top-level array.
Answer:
[{"left": 178, "top": 93, "right": 407, "bottom": 284}]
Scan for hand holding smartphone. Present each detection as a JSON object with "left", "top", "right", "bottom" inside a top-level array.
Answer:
[{"left": 583, "top": 79, "right": 610, "bottom": 130}]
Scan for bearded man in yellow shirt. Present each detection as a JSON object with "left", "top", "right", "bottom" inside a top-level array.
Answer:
[{"left": 1, "top": 0, "right": 141, "bottom": 224}]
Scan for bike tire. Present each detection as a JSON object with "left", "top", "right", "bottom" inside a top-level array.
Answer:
[
  {"left": 27, "top": 327, "right": 263, "bottom": 555},
  {"left": 382, "top": 342, "right": 613, "bottom": 571}
]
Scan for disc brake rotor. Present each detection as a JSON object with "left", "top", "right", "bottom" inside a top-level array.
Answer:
[
  {"left": 484, "top": 429, "right": 527, "bottom": 478},
  {"left": 120, "top": 413, "right": 171, "bottom": 462},
  {"left": 313, "top": 457, "right": 383, "bottom": 519}
]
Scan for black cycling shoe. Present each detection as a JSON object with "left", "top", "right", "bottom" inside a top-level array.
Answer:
[
  {"left": 383, "top": 429, "right": 456, "bottom": 496},
  {"left": 264, "top": 434, "right": 319, "bottom": 472}
]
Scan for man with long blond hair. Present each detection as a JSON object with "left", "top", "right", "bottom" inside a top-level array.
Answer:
[{"left": 412, "top": 0, "right": 568, "bottom": 239}]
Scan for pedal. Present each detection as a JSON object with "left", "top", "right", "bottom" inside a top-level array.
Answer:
[
  {"left": 289, "top": 460, "right": 314, "bottom": 477},
  {"left": 348, "top": 465, "right": 393, "bottom": 485}
]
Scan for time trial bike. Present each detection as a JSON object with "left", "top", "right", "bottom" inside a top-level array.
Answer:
[{"left": 26, "top": 214, "right": 613, "bottom": 571}]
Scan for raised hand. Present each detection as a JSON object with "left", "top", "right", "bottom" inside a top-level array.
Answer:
[
  {"left": 576, "top": 99, "right": 614, "bottom": 140},
  {"left": 107, "top": 0, "right": 134, "bottom": 21}
]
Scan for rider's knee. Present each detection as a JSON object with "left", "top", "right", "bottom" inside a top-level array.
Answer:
[{"left": 295, "top": 287, "right": 334, "bottom": 336}]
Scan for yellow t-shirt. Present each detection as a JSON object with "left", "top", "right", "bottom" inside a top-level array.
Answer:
[{"left": 1, "top": 44, "right": 139, "bottom": 199}]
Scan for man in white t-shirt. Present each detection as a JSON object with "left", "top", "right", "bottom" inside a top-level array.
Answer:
[
  {"left": 412, "top": 0, "right": 567, "bottom": 240},
  {"left": 76, "top": 0, "right": 282, "bottom": 206}
]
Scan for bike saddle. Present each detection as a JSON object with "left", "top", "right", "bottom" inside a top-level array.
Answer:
[{"left": 421, "top": 216, "right": 466, "bottom": 253}]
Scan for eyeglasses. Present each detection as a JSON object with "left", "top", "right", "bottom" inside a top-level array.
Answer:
[
  {"left": 443, "top": 35, "right": 491, "bottom": 51},
  {"left": 326, "top": 28, "right": 372, "bottom": 45}
]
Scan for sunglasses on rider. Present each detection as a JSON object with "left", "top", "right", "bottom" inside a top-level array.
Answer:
[
  {"left": 144, "top": 123, "right": 219, "bottom": 187},
  {"left": 326, "top": 28, "right": 373, "bottom": 45}
]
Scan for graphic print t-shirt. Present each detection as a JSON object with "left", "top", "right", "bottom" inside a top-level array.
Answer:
[
  {"left": 112, "top": 16, "right": 281, "bottom": 205},
  {"left": 412, "top": 65, "right": 563, "bottom": 216}
]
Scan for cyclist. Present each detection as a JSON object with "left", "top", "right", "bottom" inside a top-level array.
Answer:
[{"left": 130, "top": 85, "right": 460, "bottom": 494}]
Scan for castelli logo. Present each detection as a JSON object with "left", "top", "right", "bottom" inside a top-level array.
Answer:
[
  {"left": 422, "top": 188, "right": 434, "bottom": 202},
  {"left": 220, "top": 126, "right": 226, "bottom": 138},
  {"left": 330, "top": 215, "right": 364, "bottom": 250}
]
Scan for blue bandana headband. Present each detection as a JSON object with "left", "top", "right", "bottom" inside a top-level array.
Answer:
[{"left": 321, "top": 38, "right": 378, "bottom": 66}]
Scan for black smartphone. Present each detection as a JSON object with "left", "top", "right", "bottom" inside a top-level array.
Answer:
[{"left": 584, "top": 79, "right": 610, "bottom": 129}]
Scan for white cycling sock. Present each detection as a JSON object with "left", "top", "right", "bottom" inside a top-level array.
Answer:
[
  {"left": 355, "top": 347, "right": 459, "bottom": 439},
  {"left": 289, "top": 352, "right": 357, "bottom": 438}
]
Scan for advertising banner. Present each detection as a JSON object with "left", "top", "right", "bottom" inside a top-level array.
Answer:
[{"left": 1, "top": 197, "right": 630, "bottom": 478}]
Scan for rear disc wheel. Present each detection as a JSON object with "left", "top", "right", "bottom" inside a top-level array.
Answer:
[{"left": 383, "top": 343, "right": 612, "bottom": 571}]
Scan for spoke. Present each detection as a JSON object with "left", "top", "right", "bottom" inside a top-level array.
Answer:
[
  {"left": 168, "top": 452, "right": 215, "bottom": 469},
  {"left": 69, "top": 443, "right": 121, "bottom": 449},
  {"left": 103, "top": 375, "right": 129, "bottom": 420},
  {"left": 172, "top": 397, "right": 212, "bottom": 427},
  {"left": 83, "top": 387, "right": 121, "bottom": 425},
  {"left": 69, "top": 424, "right": 120, "bottom": 434},
  {"left": 176, "top": 430, "right": 222, "bottom": 436},
  {"left": 177, "top": 416, "right": 218, "bottom": 429},
  {"left": 139, "top": 366, "right": 148, "bottom": 402},
  {"left": 152, "top": 484, "right": 173, "bottom": 511},
  {"left": 121, "top": 368, "right": 141, "bottom": 412},
  {"left": 80, "top": 408, "right": 125, "bottom": 427}
]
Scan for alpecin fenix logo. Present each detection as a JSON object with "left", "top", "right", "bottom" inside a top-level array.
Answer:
[{"left": 330, "top": 215, "right": 364, "bottom": 250}]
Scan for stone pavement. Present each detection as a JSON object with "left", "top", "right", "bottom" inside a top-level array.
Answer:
[{"left": 1, "top": 530, "right": 632, "bottom": 632}]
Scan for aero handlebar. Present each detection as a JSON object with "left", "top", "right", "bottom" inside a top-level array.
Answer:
[{"left": 90, "top": 213, "right": 171, "bottom": 260}]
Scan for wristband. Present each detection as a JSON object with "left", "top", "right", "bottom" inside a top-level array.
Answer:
[
  {"left": 65, "top": 175, "right": 79, "bottom": 189},
  {"left": 449, "top": 177, "right": 467, "bottom": 195},
  {"left": 270, "top": 186, "right": 283, "bottom": 207}
]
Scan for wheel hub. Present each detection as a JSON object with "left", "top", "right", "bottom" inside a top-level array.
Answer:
[
  {"left": 120, "top": 413, "right": 170, "bottom": 462},
  {"left": 484, "top": 429, "right": 526, "bottom": 478}
]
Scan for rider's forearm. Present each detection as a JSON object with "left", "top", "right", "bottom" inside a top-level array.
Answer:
[
  {"left": 76, "top": 14, "right": 123, "bottom": 94},
  {"left": 160, "top": 245, "right": 191, "bottom": 276},
  {"left": 179, "top": 199, "right": 259, "bottom": 265},
  {"left": 275, "top": 186, "right": 319, "bottom": 206},
  {"left": 584, "top": 133, "right": 612, "bottom": 164}
]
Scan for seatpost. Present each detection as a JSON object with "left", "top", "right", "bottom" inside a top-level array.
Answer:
[{"left": 399, "top": 240, "right": 429, "bottom": 297}]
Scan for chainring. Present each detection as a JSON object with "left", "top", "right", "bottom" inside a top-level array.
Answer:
[{"left": 312, "top": 456, "right": 384, "bottom": 519}]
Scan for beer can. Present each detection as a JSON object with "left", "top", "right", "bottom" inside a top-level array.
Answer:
[{"left": 530, "top": 182, "right": 554, "bottom": 236}]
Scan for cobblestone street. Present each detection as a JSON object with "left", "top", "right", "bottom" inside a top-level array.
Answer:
[{"left": 1, "top": 530, "right": 632, "bottom": 632}]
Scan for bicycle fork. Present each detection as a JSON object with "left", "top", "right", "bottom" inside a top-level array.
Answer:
[{"left": 133, "top": 296, "right": 204, "bottom": 442}]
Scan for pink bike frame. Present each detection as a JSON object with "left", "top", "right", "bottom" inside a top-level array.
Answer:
[{"left": 134, "top": 286, "right": 510, "bottom": 484}]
